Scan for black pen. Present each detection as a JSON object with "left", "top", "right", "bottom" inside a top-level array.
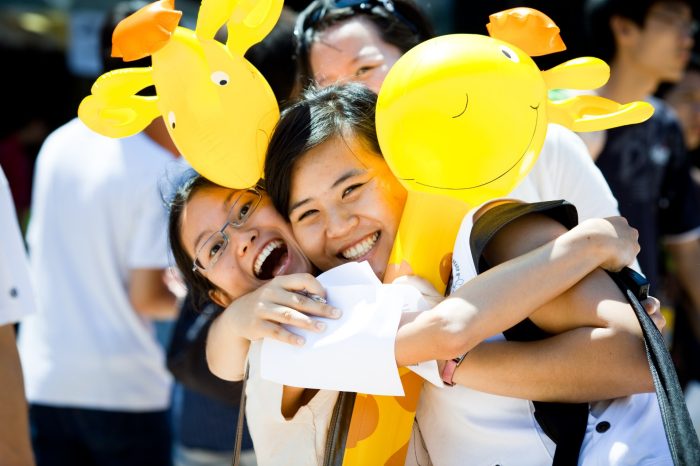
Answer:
[{"left": 295, "top": 290, "right": 327, "bottom": 304}]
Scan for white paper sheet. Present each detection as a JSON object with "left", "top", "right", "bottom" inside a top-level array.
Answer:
[{"left": 261, "top": 262, "right": 444, "bottom": 394}]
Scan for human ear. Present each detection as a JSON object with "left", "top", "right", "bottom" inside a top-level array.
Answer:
[{"left": 610, "top": 15, "right": 636, "bottom": 41}]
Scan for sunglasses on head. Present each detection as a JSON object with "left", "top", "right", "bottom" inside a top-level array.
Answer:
[{"left": 294, "top": 0, "right": 418, "bottom": 60}]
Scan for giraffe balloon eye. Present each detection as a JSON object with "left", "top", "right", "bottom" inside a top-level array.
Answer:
[
  {"left": 211, "top": 71, "right": 230, "bottom": 86},
  {"left": 500, "top": 45, "right": 519, "bottom": 63},
  {"left": 168, "top": 111, "right": 176, "bottom": 129}
]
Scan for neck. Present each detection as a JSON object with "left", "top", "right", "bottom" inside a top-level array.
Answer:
[
  {"left": 598, "top": 54, "right": 659, "bottom": 103},
  {"left": 144, "top": 118, "right": 180, "bottom": 157}
]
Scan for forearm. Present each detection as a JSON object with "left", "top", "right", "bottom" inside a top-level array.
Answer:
[
  {"left": 129, "top": 269, "right": 179, "bottom": 320},
  {"left": 136, "top": 289, "right": 178, "bottom": 320},
  {"left": 454, "top": 326, "right": 651, "bottom": 402},
  {"left": 396, "top": 218, "right": 619, "bottom": 365},
  {"left": 0, "top": 325, "right": 35, "bottom": 466},
  {"left": 206, "top": 311, "right": 250, "bottom": 381}
]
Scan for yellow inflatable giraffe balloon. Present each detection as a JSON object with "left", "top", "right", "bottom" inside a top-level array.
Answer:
[
  {"left": 342, "top": 7, "right": 654, "bottom": 466},
  {"left": 78, "top": 0, "right": 282, "bottom": 188}
]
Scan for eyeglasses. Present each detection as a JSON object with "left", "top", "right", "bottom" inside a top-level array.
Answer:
[
  {"left": 192, "top": 188, "right": 262, "bottom": 273},
  {"left": 648, "top": 10, "right": 699, "bottom": 37},
  {"left": 294, "top": 0, "right": 417, "bottom": 67}
]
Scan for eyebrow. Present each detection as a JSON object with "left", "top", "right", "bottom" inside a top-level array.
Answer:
[
  {"left": 289, "top": 168, "right": 366, "bottom": 215},
  {"left": 193, "top": 190, "right": 238, "bottom": 249}
]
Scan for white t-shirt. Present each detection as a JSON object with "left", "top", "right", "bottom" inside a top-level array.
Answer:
[
  {"left": 245, "top": 342, "right": 339, "bottom": 466},
  {"left": 19, "top": 118, "right": 185, "bottom": 411},
  {"left": 0, "top": 167, "right": 36, "bottom": 326},
  {"left": 416, "top": 124, "right": 671, "bottom": 465}
]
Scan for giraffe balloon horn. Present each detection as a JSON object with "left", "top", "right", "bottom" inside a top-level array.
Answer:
[{"left": 79, "top": 0, "right": 283, "bottom": 188}]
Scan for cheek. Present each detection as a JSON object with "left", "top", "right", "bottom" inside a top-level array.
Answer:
[
  {"left": 292, "top": 223, "right": 324, "bottom": 261},
  {"left": 208, "top": 266, "right": 252, "bottom": 301}
]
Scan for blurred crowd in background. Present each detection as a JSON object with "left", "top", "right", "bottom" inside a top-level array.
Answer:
[{"left": 2, "top": 0, "right": 700, "bottom": 465}]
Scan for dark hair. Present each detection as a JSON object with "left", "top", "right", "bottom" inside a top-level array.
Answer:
[
  {"left": 167, "top": 169, "right": 222, "bottom": 310},
  {"left": 294, "top": 0, "right": 434, "bottom": 86},
  {"left": 583, "top": 0, "right": 694, "bottom": 62},
  {"left": 244, "top": 6, "right": 301, "bottom": 103},
  {"left": 264, "top": 83, "right": 380, "bottom": 218}
]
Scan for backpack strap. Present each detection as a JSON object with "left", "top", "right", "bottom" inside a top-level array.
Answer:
[
  {"left": 607, "top": 269, "right": 700, "bottom": 465},
  {"left": 471, "top": 200, "right": 589, "bottom": 466}
]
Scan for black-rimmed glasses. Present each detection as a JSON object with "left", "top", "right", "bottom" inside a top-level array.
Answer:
[{"left": 192, "top": 188, "right": 262, "bottom": 273}]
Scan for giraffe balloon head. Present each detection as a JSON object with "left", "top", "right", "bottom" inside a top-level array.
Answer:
[
  {"left": 78, "top": 0, "right": 283, "bottom": 188},
  {"left": 376, "top": 7, "right": 654, "bottom": 206}
]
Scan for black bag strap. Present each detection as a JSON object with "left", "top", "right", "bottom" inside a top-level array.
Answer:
[
  {"left": 502, "top": 320, "right": 588, "bottom": 466},
  {"left": 608, "top": 270, "right": 700, "bottom": 465},
  {"left": 229, "top": 368, "right": 355, "bottom": 466},
  {"left": 231, "top": 362, "right": 249, "bottom": 466},
  {"left": 323, "top": 392, "right": 357, "bottom": 466},
  {"left": 471, "top": 199, "right": 700, "bottom": 465}
]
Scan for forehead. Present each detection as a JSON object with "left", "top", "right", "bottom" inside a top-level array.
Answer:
[
  {"left": 293, "top": 134, "right": 381, "bottom": 179},
  {"left": 313, "top": 16, "right": 386, "bottom": 55}
]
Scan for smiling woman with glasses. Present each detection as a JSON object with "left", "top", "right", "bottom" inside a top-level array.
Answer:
[
  {"left": 294, "top": 0, "right": 434, "bottom": 89},
  {"left": 191, "top": 187, "right": 262, "bottom": 272},
  {"left": 168, "top": 170, "right": 318, "bottom": 311}
]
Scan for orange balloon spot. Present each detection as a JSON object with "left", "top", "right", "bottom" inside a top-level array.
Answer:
[
  {"left": 384, "top": 260, "right": 414, "bottom": 285},
  {"left": 345, "top": 394, "right": 379, "bottom": 449},
  {"left": 439, "top": 253, "right": 452, "bottom": 286},
  {"left": 395, "top": 371, "right": 424, "bottom": 412},
  {"left": 386, "top": 439, "right": 411, "bottom": 466}
]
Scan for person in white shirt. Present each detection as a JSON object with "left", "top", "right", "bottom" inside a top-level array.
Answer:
[
  {"left": 0, "top": 166, "right": 36, "bottom": 466},
  {"left": 17, "top": 3, "right": 184, "bottom": 464}
]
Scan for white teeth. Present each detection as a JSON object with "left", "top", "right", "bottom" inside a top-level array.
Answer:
[
  {"left": 341, "top": 232, "right": 379, "bottom": 260},
  {"left": 254, "top": 240, "right": 284, "bottom": 276}
]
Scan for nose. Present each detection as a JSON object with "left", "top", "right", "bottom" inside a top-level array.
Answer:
[
  {"left": 325, "top": 207, "right": 358, "bottom": 239},
  {"left": 229, "top": 225, "right": 257, "bottom": 257}
]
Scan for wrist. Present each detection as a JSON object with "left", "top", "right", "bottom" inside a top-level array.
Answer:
[{"left": 441, "top": 352, "right": 469, "bottom": 386}]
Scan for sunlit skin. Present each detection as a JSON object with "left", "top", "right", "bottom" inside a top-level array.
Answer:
[
  {"left": 288, "top": 133, "right": 407, "bottom": 280},
  {"left": 665, "top": 68, "right": 700, "bottom": 150},
  {"left": 179, "top": 186, "right": 313, "bottom": 305},
  {"left": 309, "top": 16, "right": 402, "bottom": 93},
  {"left": 632, "top": 2, "right": 694, "bottom": 82}
]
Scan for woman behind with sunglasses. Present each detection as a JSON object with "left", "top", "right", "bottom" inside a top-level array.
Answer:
[{"left": 295, "top": 0, "right": 433, "bottom": 91}]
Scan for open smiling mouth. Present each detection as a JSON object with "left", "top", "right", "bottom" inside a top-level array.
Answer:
[
  {"left": 254, "top": 239, "right": 289, "bottom": 280},
  {"left": 401, "top": 104, "right": 540, "bottom": 191}
]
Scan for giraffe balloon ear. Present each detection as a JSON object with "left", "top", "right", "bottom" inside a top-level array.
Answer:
[
  {"left": 78, "top": 68, "right": 160, "bottom": 138},
  {"left": 196, "top": 0, "right": 284, "bottom": 56}
]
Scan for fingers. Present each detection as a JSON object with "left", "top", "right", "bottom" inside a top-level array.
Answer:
[
  {"left": 259, "top": 320, "right": 306, "bottom": 347},
  {"left": 641, "top": 296, "right": 660, "bottom": 316},
  {"left": 258, "top": 302, "right": 330, "bottom": 334},
  {"left": 269, "top": 274, "right": 341, "bottom": 319},
  {"left": 641, "top": 296, "right": 666, "bottom": 332}
]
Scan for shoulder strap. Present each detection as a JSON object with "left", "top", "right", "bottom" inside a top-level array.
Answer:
[
  {"left": 608, "top": 269, "right": 700, "bottom": 465},
  {"left": 323, "top": 392, "right": 357, "bottom": 466},
  {"left": 232, "top": 363, "right": 249, "bottom": 466}
]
